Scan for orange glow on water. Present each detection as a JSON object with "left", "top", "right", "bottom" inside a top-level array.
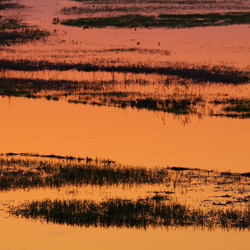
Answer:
[
  {"left": 1, "top": 0, "right": 250, "bottom": 248},
  {"left": 0, "top": 96, "right": 249, "bottom": 172}
]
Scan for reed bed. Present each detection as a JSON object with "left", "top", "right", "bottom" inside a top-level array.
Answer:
[
  {"left": 1, "top": 153, "right": 250, "bottom": 193},
  {"left": 9, "top": 198, "right": 250, "bottom": 229},
  {"left": 61, "top": 13, "right": 250, "bottom": 29},
  {"left": 0, "top": 153, "right": 167, "bottom": 190},
  {"left": 0, "top": 15, "right": 49, "bottom": 46},
  {"left": 1, "top": 74, "right": 250, "bottom": 119},
  {"left": 0, "top": 59, "right": 248, "bottom": 84},
  {"left": 0, "top": 0, "right": 24, "bottom": 10}
]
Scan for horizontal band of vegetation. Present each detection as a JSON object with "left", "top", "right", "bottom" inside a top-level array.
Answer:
[
  {"left": 0, "top": 77, "right": 91, "bottom": 97},
  {"left": 0, "top": 17, "right": 23, "bottom": 30},
  {"left": 0, "top": 17, "right": 49, "bottom": 46},
  {"left": 211, "top": 99, "right": 250, "bottom": 118},
  {"left": 1, "top": 77, "right": 250, "bottom": 118},
  {"left": 1, "top": 153, "right": 249, "bottom": 191},
  {"left": 5, "top": 152, "right": 88, "bottom": 161},
  {"left": 212, "top": 113, "right": 250, "bottom": 119},
  {"left": 61, "top": 13, "right": 250, "bottom": 29},
  {"left": 61, "top": 6, "right": 143, "bottom": 15},
  {"left": 10, "top": 198, "right": 250, "bottom": 229},
  {"left": 68, "top": 96, "right": 202, "bottom": 114},
  {"left": 72, "top": 0, "right": 250, "bottom": 6},
  {"left": 0, "top": 154, "right": 166, "bottom": 190},
  {"left": 0, "top": 60, "right": 248, "bottom": 84},
  {"left": 0, "top": 76, "right": 211, "bottom": 117},
  {"left": 0, "top": 2, "right": 24, "bottom": 10}
]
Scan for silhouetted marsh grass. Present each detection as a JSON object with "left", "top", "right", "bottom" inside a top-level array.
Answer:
[
  {"left": 1, "top": 74, "right": 250, "bottom": 119},
  {"left": 61, "top": 6, "right": 142, "bottom": 15},
  {"left": 211, "top": 99, "right": 250, "bottom": 118},
  {"left": 2, "top": 153, "right": 250, "bottom": 212},
  {"left": 61, "top": 13, "right": 250, "bottom": 29},
  {"left": 1, "top": 153, "right": 250, "bottom": 193},
  {"left": 0, "top": 59, "right": 248, "bottom": 84},
  {"left": 0, "top": 153, "right": 167, "bottom": 190},
  {"left": 5, "top": 152, "right": 87, "bottom": 161},
  {"left": 0, "top": 1, "right": 24, "bottom": 10},
  {"left": 0, "top": 17, "right": 22, "bottom": 30},
  {"left": 0, "top": 88, "right": 32, "bottom": 97},
  {"left": 68, "top": 95, "right": 203, "bottom": 115},
  {"left": 0, "top": 16, "right": 49, "bottom": 46},
  {"left": 0, "top": 76, "right": 204, "bottom": 116},
  {"left": 9, "top": 198, "right": 250, "bottom": 229}
]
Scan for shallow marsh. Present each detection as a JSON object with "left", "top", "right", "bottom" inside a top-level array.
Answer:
[{"left": 1, "top": 0, "right": 250, "bottom": 249}]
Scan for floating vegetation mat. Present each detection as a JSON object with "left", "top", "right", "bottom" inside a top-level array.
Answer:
[{"left": 9, "top": 198, "right": 250, "bottom": 229}]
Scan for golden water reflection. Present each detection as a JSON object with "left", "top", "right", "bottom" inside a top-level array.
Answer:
[
  {"left": 0, "top": 96, "right": 249, "bottom": 172},
  {"left": 1, "top": 217, "right": 250, "bottom": 250}
]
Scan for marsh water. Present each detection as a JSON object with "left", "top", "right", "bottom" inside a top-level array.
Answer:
[
  {"left": 1, "top": 0, "right": 250, "bottom": 249},
  {"left": 1, "top": 96, "right": 250, "bottom": 171}
]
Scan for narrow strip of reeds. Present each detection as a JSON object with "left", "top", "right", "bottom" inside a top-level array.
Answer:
[{"left": 9, "top": 198, "right": 250, "bottom": 229}]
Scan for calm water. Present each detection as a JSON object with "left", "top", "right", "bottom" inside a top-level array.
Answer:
[
  {"left": 0, "top": 96, "right": 250, "bottom": 172},
  {"left": 1, "top": 218, "right": 250, "bottom": 250},
  {"left": 1, "top": 0, "right": 250, "bottom": 249}
]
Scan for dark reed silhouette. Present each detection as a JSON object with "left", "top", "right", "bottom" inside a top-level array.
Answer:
[
  {"left": 9, "top": 198, "right": 250, "bottom": 229},
  {"left": 61, "top": 13, "right": 250, "bottom": 29},
  {"left": 0, "top": 59, "right": 248, "bottom": 84}
]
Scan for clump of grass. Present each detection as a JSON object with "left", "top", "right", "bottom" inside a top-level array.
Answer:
[
  {"left": 132, "top": 97, "right": 201, "bottom": 114},
  {"left": 0, "top": 0, "right": 24, "bottom": 10},
  {"left": 68, "top": 95, "right": 202, "bottom": 115},
  {"left": 0, "top": 17, "right": 22, "bottom": 30},
  {"left": 225, "top": 104, "right": 250, "bottom": 113},
  {"left": 0, "top": 28, "right": 49, "bottom": 46},
  {"left": 211, "top": 99, "right": 250, "bottom": 118},
  {"left": 61, "top": 12, "right": 250, "bottom": 29},
  {"left": 0, "top": 88, "right": 32, "bottom": 97},
  {"left": 9, "top": 198, "right": 250, "bottom": 229},
  {"left": 0, "top": 17, "right": 49, "bottom": 46}
]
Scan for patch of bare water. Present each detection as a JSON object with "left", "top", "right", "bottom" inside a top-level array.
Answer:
[{"left": 0, "top": 96, "right": 250, "bottom": 172}]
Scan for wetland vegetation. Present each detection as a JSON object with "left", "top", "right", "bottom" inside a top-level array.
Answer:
[
  {"left": 3, "top": 152, "right": 250, "bottom": 230},
  {"left": 211, "top": 99, "right": 250, "bottom": 118},
  {"left": 61, "top": 12, "right": 250, "bottom": 29},
  {"left": 1, "top": 0, "right": 250, "bottom": 246},
  {"left": 0, "top": 17, "right": 49, "bottom": 46},
  {"left": 0, "top": 68, "right": 250, "bottom": 119},
  {"left": 0, "top": 153, "right": 167, "bottom": 190},
  {"left": 9, "top": 198, "right": 250, "bottom": 229},
  {"left": 64, "top": 0, "right": 250, "bottom": 17},
  {"left": 0, "top": 0, "right": 24, "bottom": 10},
  {"left": 0, "top": 59, "right": 248, "bottom": 84},
  {"left": 2, "top": 153, "right": 250, "bottom": 209}
]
